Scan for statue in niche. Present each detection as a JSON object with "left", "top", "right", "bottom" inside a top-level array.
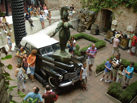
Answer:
[
  {"left": 50, "top": 6, "right": 75, "bottom": 55},
  {"left": 106, "top": 30, "right": 114, "bottom": 39}
]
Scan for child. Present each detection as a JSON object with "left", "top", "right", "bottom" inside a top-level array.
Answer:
[
  {"left": 123, "top": 62, "right": 134, "bottom": 89},
  {"left": 67, "top": 40, "right": 74, "bottom": 55},
  {"left": 80, "top": 62, "right": 87, "bottom": 91},
  {"left": 7, "top": 33, "right": 12, "bottom": 54},
  {"left": 100, "top": 58, "right": 112, "bottom": 82},
  {"left": 47, "top": 11, "right": 51, "bottom": 25},
  {"left": 15, "top": 63, "right": 26, "bottom": 92},
  {"left": 22, "top": 53, "right": 28, "bottom": 72},
  {"left": 116, "top": 65, "right": 124, "bottom": 84}
]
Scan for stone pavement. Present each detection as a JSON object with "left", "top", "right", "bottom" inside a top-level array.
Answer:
[{"left": 2, "top": 30, "right": 137, "bottom": 103}]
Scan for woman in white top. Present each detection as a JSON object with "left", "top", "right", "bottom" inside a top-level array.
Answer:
[
  {"left": 39, "top": 12, "right": 45, "bottom": 29},
  {"left": 7, "top": 33, "right": 12, "bottom": 54},
  {"left": 70, "top": 36, "right": 76, "bottom": 56},
  {"left": 15, "top": 63, "right": 26, "bottom": 92}
]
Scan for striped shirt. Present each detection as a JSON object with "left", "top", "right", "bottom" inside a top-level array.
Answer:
[
  {"left": 86, "top": 47, "right": 97, "bottom": 58},
  {"left": 112, "top": 57, "right": 121, "bottom": 69}
]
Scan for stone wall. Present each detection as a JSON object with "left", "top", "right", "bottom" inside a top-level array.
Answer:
[
  {"left": 94, "top": 4, "right": 137, "bottom": 35},
  {"left": 45, "top": 0, "right": 82, "bottom": 17},
  {"left": 0, "top": 67, "right": 10, "bottom": 103}
]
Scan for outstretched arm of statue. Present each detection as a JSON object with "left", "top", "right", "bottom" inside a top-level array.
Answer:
[
  {"left": 50, "top": 21, "right": 62, "bottom": 38},
  {"left": 70, "top": 24, "right": 75, "bottom": 30}
]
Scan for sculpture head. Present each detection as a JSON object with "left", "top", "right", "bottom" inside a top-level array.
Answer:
[{"left": 61, "top": 6, "right": 70, "bottom": 22}]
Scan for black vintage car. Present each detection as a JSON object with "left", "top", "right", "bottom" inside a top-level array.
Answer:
[{"left": 20, "top": 34, "right": 84, "bottom": 89}]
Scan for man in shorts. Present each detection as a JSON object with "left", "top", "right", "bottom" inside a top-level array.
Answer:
[
  {"left": 123, "top": 62, "right": 134, "bottom": 89},
  {"left": 108, "top": 53, "right": 121, "bottom": 83},
  {"left": 25, "top": 12, "right": 34, "bottom": 27},
  {"left": 69, "top": 4, "right": 74, "bottom": 20},
  {"left": 100, "top": 58, "right": 112, "bottom": 82},
  {"left": 130, "top": 33, "right": 137, "bottom": 55},
  {"left": 86, "top": 44, "right": 97, "bottom": 76},
  {"left": 2, "top": 16, "right": 12, "bottom": 32}
]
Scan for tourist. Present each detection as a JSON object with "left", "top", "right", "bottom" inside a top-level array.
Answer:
[
  {"left": 39, "top": 12, "right": 45, "bottom": 29},
  {"left": 130, "top": 33, "right": 137, "bottom": 55},
  {"left": 33, "top": 6, "right": 38, "bottom": 17},
  {"left": 86, "top": 44, "right": 97, "bottom": 76},
  {"left": 16, "top": 46, "right": 26, "bottom": 63},
  {"left": 22, "top": 53, "right": 28, "bottom": 73},
  {"left": 7, "top": 33, "right": 12, "bottom": 54},
  {"left": 123, "top": 62, "right": 134, "bottom": 89},
  {"left": 116, "top": 65, "right": 124, "bottom": 84},
  {"left": 108, "top": 53, "right": 121, "bottom": 83},
  {"left": 110, "top": 30, "right": 117, "bottom": 43},
  {"left": 47, "top": 11, "right": 51, "bottom": 25},
  {"left": 42, "top": 85, "right": 58, "bottom": 103},
  {"left": 80, "top": 62, "right": 87, "bottom": 91},
  {"left": 118, "top": 31, "right": 123, "bottom": 43},
  {"left": 0, "top": 17, "right": 7, "bottom": 34},
  {"left": 25, "top": 12, "right": 34, "bottom": 27},
  {"left": 127, "top": 31, "right": 134, "bottom": 53},
  {"left": 15, "top": 63, "right": 25, "bottom": 92},
  {"left": 112, "top": 34, "right": 120, "bottom": 55},
  {"left": 36, "top": 6, "right": 40, "bottom": 15},
  {"left": 39, "top": 4, "right": 43, "bottom": 11},
  {"left": 67, "top": 40, "right": 74, "bottom": 55},
  {"left": 69, "top": 4, "right": 74, "bottom": 20},
  {"left": 27, "top": 49, "right": 37, "bottom": 82},
  {"left": 70, "top": 36, "right": 76, "bottom": 56},
  {"left": 100, "top": 58, "right": 112, "bottom": 82},
  {"left": 24, "top": 86, "right": 43, "bottom": 103},
  {"left": 28, "top": 5, "right": 33, "bottom": 17},
  {"left": 43, "top": 4, "right": 48, "bottom": 16},
  {"left": 2, "top": 16, "right": 12, "bottom": 32}
]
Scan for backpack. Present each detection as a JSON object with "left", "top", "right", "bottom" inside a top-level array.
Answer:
[{"left": 17, "top": 68, "right": 24, "bottom": 81}]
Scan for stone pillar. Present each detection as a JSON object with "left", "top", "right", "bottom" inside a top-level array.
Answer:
[
  {"left": 11, "top": 0, "right": 26, "bottom": 46},
  {"left": 0, "top": 67, "right": 10, "bottom": 103}
]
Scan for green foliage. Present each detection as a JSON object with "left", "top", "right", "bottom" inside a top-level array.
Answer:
[
  {"left": 108, "top": 81, "right": 137, "bottom": 103},
  {"left": 1, "top": 55, "right": 12, "bottom": 60},
  {"left": 81, "top": 0, "right": 137, "bottom": 13},
  {"left": 70, "top": 33, "right": 106, "bottom": 56}
]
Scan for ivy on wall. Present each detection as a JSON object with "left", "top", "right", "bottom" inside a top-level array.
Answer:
[{"left": 81, "top": 0, "right": 137, "bottom": 13}]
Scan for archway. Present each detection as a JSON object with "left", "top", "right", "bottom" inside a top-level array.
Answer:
[{"left": 101, "top": 9, "right": 113, "bottom": 31}]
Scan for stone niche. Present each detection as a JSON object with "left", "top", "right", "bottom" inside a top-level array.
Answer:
[
  {"left": 77, "top": 8, "right": 96, "bottom": 32},
  {"left": 90, "top": 24, "right": 99, "bottom": 35}
]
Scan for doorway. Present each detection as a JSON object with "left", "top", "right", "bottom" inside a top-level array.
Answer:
[{"left": 101, "top": 9, "right": 113, "bottom": 31}]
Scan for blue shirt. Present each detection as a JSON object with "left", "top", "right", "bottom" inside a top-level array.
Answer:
[
  {"left": 24, "top": 92, "right": 43, "bottom": 103},
  {"left": 68, "top": 44, "right": 73, "bottom": 52},
  {"left": 25, "top": 14, "right": 31, "bottom": 20},
  {"left": 104, "top": 61, "right": 112, "bottom": 72},
  {"left": 126, "top": 66, "right": 134, "bottom": 79}
]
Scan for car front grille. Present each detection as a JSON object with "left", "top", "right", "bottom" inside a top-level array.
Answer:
[{"left": 64, "top": 71, "right": 77, "bottom": 80}]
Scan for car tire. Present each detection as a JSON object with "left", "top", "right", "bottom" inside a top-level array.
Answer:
[{"left": 48, "top": 76, "right": 56, "bottom": 88}]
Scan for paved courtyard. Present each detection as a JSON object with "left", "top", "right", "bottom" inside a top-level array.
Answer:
[{"left": 2, "top": 30, "right": 137, "bottom": 103}]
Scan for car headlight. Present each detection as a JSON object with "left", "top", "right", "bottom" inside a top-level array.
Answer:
[{"left": 59, "top": 75, "right": 63, "bottom": 80}]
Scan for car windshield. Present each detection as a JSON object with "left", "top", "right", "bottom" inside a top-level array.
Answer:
[{"left": 52, "top": 43, "right": 60, "bottom": 52}]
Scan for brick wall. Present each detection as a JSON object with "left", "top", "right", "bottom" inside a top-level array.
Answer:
[{"left": 0, "top": 67, "right": 10, "bottom": 103}]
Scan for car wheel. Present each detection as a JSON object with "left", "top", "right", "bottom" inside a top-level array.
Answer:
[{"left": 48, "top": 76, "right": 56, "bottom": 87}]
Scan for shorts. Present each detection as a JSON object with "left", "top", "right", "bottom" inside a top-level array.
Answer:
[
  {"left": 82, "top": 77, "right": 87, "bottom": 84},
  {"left": 40, "top": 18, "right": 44, "bottom": 21},
  {"left": 3, "top": 22, "right": 9, "bottom": 26},
  {"left": 69, "top": 11, "right": 73, "bottom": 16},
  {"left": 128, "top": 42, "right": 131, "bottom": 47},
  {"left": 111, "top": 68, "right": 117, "bottom": 78},
  {"left": 116, "top": 77, "right": 123, "bottom": 84},
  {"left": 131, "top": 46, "right": 136, "bottom": 53},
  {"left": 8, "top": 42, "right": 12, "bottom": 46},
  {"left": 30, "top": 66, "right": 35, "bottom": 75},
  {"left": 104, "top": 71, "right": 111, "bottom": 76},
  {"left": 112, "top": 47, "right": 119, "bottom": 54},
  {"left": 0, "top": 23, "right": 3, "bottom": 27},
  {"left": 125, "top": 76, "right": 130, "bottom": 84},
  {"left": 88, "top": 58, "right": 95, "bottom": 65},
  {"left": 31, "top": 0, "right": 35, "bottom": 5}
]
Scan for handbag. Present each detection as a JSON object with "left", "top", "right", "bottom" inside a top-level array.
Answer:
[
  {"left": 27, "top": 67, "right": 31, "bottom": 74},
  {"left": 22, "top": 72, "right": 29, "bottom": 80}
]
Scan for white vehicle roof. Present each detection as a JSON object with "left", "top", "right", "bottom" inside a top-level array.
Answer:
[{"left": 20, "top": 34, "right": 59, "bottom": 49}]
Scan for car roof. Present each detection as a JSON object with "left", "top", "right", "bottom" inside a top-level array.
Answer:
[{"left": 20, "top": 34, "right": 59, "bottom": 49}]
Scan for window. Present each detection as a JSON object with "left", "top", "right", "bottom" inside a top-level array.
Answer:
[
  {"left": 25, "top": 43, "right": 31, "bottom": 51},
  {"left": 52, "top": 43, "right": 60, "bottom": 52},
  {"left": 45, "top": 46, "right": 53, "bottom": 53}
]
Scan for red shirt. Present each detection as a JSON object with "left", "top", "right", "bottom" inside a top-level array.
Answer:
[
  {"left": 42, "top": 92, "right": 57, "bottom": 103},
  {"left": 131, "top": 36, "right": 137, "bottom": 46}
]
